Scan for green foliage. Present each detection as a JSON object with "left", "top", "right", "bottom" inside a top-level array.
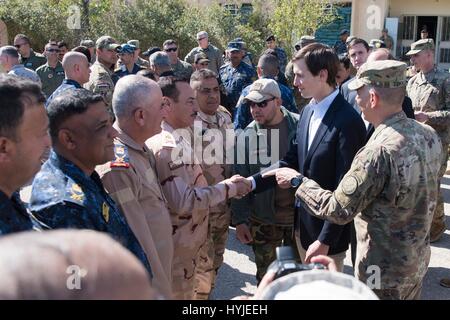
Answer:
[
  {"left": 0, "top": 0, "right": 336, "bottom": 63},
  {"left": 268, "top": 0, "right": 337, "bottom": 58}
]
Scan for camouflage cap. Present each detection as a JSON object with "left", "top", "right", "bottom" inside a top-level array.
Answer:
[
  {"left": 118, "top": 43, "right": 136, "bottom": 54},
  {"left": 80, "top": 39, "right": 95, "bottom": 48},
  {"left": 348, "top": 60, "right": 407, "bottom": 91},
  {"left": 406, "top": 38, "right": 435, "bottom": 56},
  {"left": 96, "top": 36, "right": 121, "bottom": 51},
  {"left": 127, "top": 40, "right": 140, "bottom": 49},
  {"left": 295, "top": 35, "right": 316, "bottom": 50},
  {"left": 194, "top": 53, "right": 209, "bottom": 64},
  {"left": 244, "top": 78, "right": 281, "bottom": 103}
]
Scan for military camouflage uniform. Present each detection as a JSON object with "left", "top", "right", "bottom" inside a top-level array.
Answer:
[
  {"left": 192, "top": 107, "right": 233, "bottom": 299},
  {"left": 146, "top": 121, "right": 239, "bottom": 300},
  {"left": 296, "top": 112, "right": 442, "bottom": 299},
  {"left": 274, "top": 47, "right": 288, "bottom": 76},
  {"left": 19, "top": 49, "right": 46, "bottom": 71},
  {"left": 46, "top": 79, "right": 83, "bottom": 107},
  {"left": 0, "top": 191, "right": 44, "bottom": 235},
  {"left": 407, "top": 67, "right": 450, "bottom": 240},
  {"left": 185, "top": 44, "right": 223, "bottom": 74},
  {"left": 219, "top": 61, "right": 256, "bottom": 114},
  {"left": 36, "top": 61, "right": 65, "bottom": 98},
  {"left": 8, "top": 64, "right": 41, "bottom": 84},
  {"left": 28, "top": 151, "right": 153, "bottom": 278},
  {"left": 171, "top": 59, "right": 194, "bottom": 81},
  {"left": 84, "top": 61, "right": 115, "bottom": 106},
  {"left": 97, "top": 125, "right": 174, "bottom": 299},
  {"left": 232, "top": 106, "right": 299, "bottom": 283}
]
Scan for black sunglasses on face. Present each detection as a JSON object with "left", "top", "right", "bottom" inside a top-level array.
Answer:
[
  {"left": 47, "top": 49, "right": 60, "bottom": 53},
  {"left": 165, "top": 47, "right": 177, "bottom": 52},
  {"left": 249, "top": 97, "right": 276, "bottom": 108}
]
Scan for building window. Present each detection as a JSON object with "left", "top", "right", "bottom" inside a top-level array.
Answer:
[
  {"left": 440, "top": 48, "right": 450, "bottom": 63},
  {"left": 240, "top": 3, "right": 253, "bottom": 16},
  {"left": 442, "top": 17, "right": 450, "bottom": 41},
  {"left": 403, "top": 16, "right": 415, "bottom": 40},
  {"left": 224, "top": 4, "right": 238, "bottom": 16}
]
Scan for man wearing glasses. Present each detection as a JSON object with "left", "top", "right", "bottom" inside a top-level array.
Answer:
[
  {"left": 36, "top": 42, "right": 65, "bottom": 98},
  {"left": 114, "top": 43, "right": 145, "bottom": 80},
  {"left": 185, "top": 31, "right": 223, "bottom": 74},
  {"left": 84, "top": 36, "right": 121, "bottom": 107},
  {"left": 163, "top": 39, "right": 193, "bottom": 81},
  {"left": 232, "top": 78, "right": 299, "bottom": 283},
  {"left": 13, "top": 34, "right": 46, "bottom": 71}
]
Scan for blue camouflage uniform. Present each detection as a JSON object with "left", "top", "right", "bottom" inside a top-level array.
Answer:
[
  {"left": 46, "top": 79, "right": 83, "bottom": 107},
  {"left": 0, "top": 191, "right": 44, "bottom": 236},
  {"left": 219, "top": 61, "right": 256, "bottom": 116},
  {"left": 29, "top": 151, "right": 152, "bottom": 277},
  {"left": 274, "top": 47, "right": 288, "bottom": 75},
  {"left": 233, "top": 78, "right": 298, "bottom": 130},
  {"left": 113, "top": 64, "right": 145, "bottom": 82}
]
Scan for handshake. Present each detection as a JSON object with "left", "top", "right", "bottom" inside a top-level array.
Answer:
[{"left": 223, "top": 175, "right": 253, "bottom": 199}]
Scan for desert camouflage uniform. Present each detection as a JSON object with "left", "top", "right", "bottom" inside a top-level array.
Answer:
[
  {"left": 407, "top": 67, "right": 450, "bottom": 240},
  {"left": 296, "top": 112, "right": 442, "bottom": 299},
  {"left": 192, "top": 106, "right": 233, "bottom": 299},
  {"left": 146, "top": 121, "right": 238, "bottom": 300},
  {"left": 84, "top": 61, "right": 115, "bottom": 107},
  {"left": 96, "top": 125, "right": 174, "bottom": 299}
]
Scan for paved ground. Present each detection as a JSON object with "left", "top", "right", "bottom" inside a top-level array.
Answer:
[{"left": 210, "top": 176, "right": 450, "bottom": 300}]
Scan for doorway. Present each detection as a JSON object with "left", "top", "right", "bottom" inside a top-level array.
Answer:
[{"left": 417, "top": 16, "right": 438, "bottom": 41}]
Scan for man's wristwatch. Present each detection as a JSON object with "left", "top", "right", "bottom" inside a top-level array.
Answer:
[{"left": 290, "top": 175, "right": 304, "bottom": 188}]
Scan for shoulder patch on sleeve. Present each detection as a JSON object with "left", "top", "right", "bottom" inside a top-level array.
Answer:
[
  {"left": 341, "top": 176, "right": 359, "bottom": 195},
  {"left": 110, "top": 141, "right": 130, "bottom": 168}
]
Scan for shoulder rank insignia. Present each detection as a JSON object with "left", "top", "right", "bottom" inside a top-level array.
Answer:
[
  {"left": 102, "top": 202, "right": 110, "bottom": 223},
  {"left": 69, "top": 183, "right": 85, "bottom": 203},
  {"left": 111, "top": 141, "right": 130, "bottom": 168}
]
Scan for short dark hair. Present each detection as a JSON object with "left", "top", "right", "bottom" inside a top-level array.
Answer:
[
  {"left": 57, "top": 41, "right": 68, "bottom": 49},
  {"left": 137, "top": 69, "right": 156, "bottom": 81},
  {"left": 0, "top": 75, "right": 46, "bottom": 140},
  {"left": 163, "top": 39, "right": 177, "bottom": 48},
  {"left": 14, "top": 34, "right": 30, "bottom": 45},
  {"left": 258, "top": 53, "right": 279, "bottom": 77},
  {"left": 347, "top": 38, "right": 370, "bottom": 52},
  {"left": 157, "top": 76, "right": 188, "bottom": 103},
  {"left": 47, "top": 89, "right": 104, "bottom": 140},
  {"left": 293, "top": 43, "right": 339, "bottom": 87},
  {"left": 190, "top": 69, "right": 217, "bottom": 84},
  {"left": 338, "top": 53, "right": 351, "bottom": 70},
  {"left": 266, "top": 35, "right": 275, "bottom": 42},
  {"left": 71, "top": 46, "right": 91, "bottom": 63}
]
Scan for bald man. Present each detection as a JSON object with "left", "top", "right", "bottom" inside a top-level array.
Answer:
[
  {"left": 46, "top": 52, "right": 91, "bottom": 106},
  {"left": 365, "top": 48, "right": 415, "bottom": 139},
  {"left": 0, "top": 230, "right": 157, "bottom": 299}
]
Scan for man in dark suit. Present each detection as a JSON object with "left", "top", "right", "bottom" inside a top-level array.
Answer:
[{"left": 247, "top": 43, "right": 366, "bottom": 271}]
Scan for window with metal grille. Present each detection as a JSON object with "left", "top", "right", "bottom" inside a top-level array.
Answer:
[
  {"left": 442, "top": 17, "right": 450, "bottom": 41},
  {"left": 224, "top": 4, "right": 238, "bottom": 16},
  {"left": 403, "top": 16, "right": 415, "bottom": 40},
  {"left": 240, "top": 3, "right": 253, "bottom": 16},
  {"left": 440, "top": 48, "right": 450, "bottom": 63}
]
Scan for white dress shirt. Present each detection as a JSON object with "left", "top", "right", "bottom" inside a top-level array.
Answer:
[{"left": 307, "top": 89, "right": 339, "bottom": 150}]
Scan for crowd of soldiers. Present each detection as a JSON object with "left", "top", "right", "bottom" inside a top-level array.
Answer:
[{"left": 0, "top": 27, "right": 449, "bottom": 300}]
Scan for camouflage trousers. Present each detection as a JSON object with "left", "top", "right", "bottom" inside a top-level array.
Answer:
[
  {"left": 431, "top": 147, "right": 448, "bottom": 242},
  {"left": 194, "top": 210, "right": 231, "bottom": 300},
  {"left": 250, "top": 219, "right": 296, "bottom": 284},
  {"left": 171, "top": 256, "right": 198, "bottom": 300},
  {"left": 373, "top": 281, "right": 423, "bottom": 300}
]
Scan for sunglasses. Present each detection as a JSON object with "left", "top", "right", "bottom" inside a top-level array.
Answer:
[
  {"left": 47, "top": 49, "right": 60, "bottom": 53},
  {"left": 165, "top": 47, "right": 177, "bottom": 52},
  {"left": 249, "top": 97, "right": 275, "bottom": 108}
]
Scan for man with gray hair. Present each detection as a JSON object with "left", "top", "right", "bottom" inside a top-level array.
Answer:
[
  {"left": 0, "top": 46, "right": 41, "bottom": 84},
  {"left": 46, "top": 52, "right": 91, "bottom": 106},
  {"left": 96, "top": 75, "right": 173, "bottom": 299},
  {"left": 149, "top": 51, "right": 173, "bottom": 80},
  {"left": 185, "top": 31, "right": 223, "bottom": 74}
]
